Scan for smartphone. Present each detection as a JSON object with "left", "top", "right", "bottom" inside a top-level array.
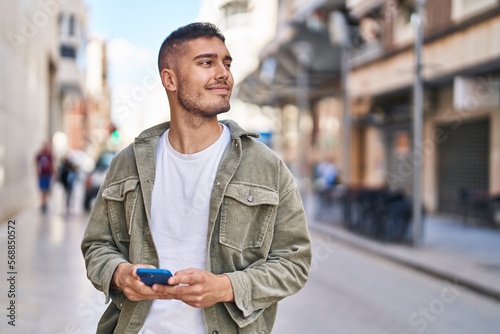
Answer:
[{"left": 137, "top": 268, "right": 173, "bottom": 286}]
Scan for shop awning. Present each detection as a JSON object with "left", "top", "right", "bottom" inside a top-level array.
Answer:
[
  {"left": 236, "top": 1, "right": 345, "bottom": 107},
  {"left": 237, "top": 22, "right": 342, "bottom": 107}
]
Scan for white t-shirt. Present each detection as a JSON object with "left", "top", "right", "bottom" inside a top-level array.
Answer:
[{"left": 140, "top": 124, "right": 230, "bottom": 334}]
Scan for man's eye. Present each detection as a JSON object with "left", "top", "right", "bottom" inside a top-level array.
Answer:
[
  {"left": 225, "top": 63, "right": 232, "bottom": 69},
  {"left": 201, "top": 61, "right": 212, "bottom": 66}
]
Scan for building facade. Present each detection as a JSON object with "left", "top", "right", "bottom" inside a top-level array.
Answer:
[
  {"left": 0, "top": 0, "right": 62, "bottom": 218},
  {"left": 57, "top": 0, "right": 88, "bottom": 154},
  {"left": 234, "top": 0, "right": 500, "bottom": 221},
  {"left": 85, "top": 37, "right": 112, "bottom": 160},
  {"left": 0, "top": 0, "right": 105, "bottom": 219},
  {"left": 346, "top": 0, "right": 500, "bottom": 219}
]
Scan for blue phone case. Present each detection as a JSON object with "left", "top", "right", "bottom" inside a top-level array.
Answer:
[{"left": 137, "top": 268, "right": 173, "bottom": 286}]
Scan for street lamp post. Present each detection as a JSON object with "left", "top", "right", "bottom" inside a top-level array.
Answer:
[
  {"left": 341, "top": 44, "right": 351, "bottom": 186},
  {"left": 411, "top": 0, "right": 426, "bottom": 247},
  {"left": 328, "top": 11, "right": 352, "bottom": 186},
  {"left": 292, "top": 41, "right": 312, "bottom": 187}
]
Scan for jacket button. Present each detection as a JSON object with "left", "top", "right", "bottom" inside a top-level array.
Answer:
[
  {"left": 247, "top": 195, "right": 253, "bottom": 202},
  {"left": 212, "top": 331, "right": 219, "bottom": 334}
]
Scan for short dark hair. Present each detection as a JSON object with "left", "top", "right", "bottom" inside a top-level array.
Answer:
[{"left": 158, "top": 22, "right": 226, "bottom": 72}]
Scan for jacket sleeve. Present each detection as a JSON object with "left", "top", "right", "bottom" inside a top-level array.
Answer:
[
  {"left": 223, "top": 164, "right": 312, "bottom": 327},
  {"left": 81, "top": 173, "right": 129, "bottom": 303}
]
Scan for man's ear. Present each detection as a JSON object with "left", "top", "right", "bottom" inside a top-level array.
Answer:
[{"left": 161, "top": 68, "right": 177, "bottom": 91}]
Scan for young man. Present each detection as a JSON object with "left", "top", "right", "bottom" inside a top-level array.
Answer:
[{"left": 81, "top": 22, "right": 311, "bottom": 334}]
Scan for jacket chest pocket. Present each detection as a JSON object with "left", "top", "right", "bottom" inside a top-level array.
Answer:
[
  {"left": 219, "top": 183, "right": 279, "bottom": 252},
  {"left": 102, "top": 178, "right": 140, "bottom": 242}
]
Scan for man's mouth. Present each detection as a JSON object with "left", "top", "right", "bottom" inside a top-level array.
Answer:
[{"left": 206, "top": 83, "right": 231, "bottom": 92}]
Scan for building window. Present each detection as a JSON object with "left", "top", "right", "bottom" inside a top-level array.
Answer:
[
  {"left": 360, "top": 16, "right": 382, "bottom": 43},
  {"left": 221, "top": 0, "right": 249, "bottom": 17},
  {"left": 58, "top": 13, "right": 64, "bottom": 35},
  {"left": 69, "top": 14, "right": 75, "bottom": 36},
  {"left": 221, "top": 0, "right": 250, "bottom": 27},
  {"left": 60, "top": 45, "right": 76, "bottom": 58},
  {"left": 452, "top": 0, "right": 498, "bottom": 20},
  {"left": 391, "top": 0, "right": 416, "bottom": 46}
]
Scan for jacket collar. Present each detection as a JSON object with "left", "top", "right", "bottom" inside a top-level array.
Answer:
[{"left": 135, "top": 119, "right": 260, "bottom": 141}]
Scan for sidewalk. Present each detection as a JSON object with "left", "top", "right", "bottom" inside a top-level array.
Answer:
[
  {"left": 0, "top": 180, "right": 105, "bottom": 333},
  {"left": 304, "top": 195, "right": 500, "bottom": 301}
]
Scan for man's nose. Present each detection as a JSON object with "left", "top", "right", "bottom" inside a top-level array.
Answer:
[{"left": 215, "top": 62, "right": 230, "bottom": 81}]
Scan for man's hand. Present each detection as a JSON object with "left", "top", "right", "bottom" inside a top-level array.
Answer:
[
  {"left": 112, "top": 264, "right": 234, "bottom": 307},
  {"left": 152, "top": 268, "right": 235, "bottom": 308},
  {"left": 112, "top": 263, "right": 158, "bottom": 301}
]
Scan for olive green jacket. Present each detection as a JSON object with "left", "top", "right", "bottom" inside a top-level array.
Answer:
[{"left": 81, "top": 120, "right": 312, "bottom": 333}]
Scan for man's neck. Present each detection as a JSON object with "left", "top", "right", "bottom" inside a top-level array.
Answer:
[{"left": 168, "top": 116, "right": 223, "bottom": 154}]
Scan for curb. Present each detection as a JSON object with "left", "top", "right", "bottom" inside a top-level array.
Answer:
[{"left": 308, "top": 221, "right": 500, "bottom": 302}]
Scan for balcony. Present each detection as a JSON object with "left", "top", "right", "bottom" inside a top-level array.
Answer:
[{"left": 347, "top": 0, "right": 384, "bottom": 19}]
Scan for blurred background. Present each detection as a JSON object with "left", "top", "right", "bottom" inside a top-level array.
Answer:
[{"left": 1, "top": 0, "right": 500, "bottom": 333}]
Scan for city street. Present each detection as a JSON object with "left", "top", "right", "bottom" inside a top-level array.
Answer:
[
  {"left": 3, "top": 1, "right": 500, "bottom": 333},
  {"left": 1, "top": 182, "right": 500, "bottom": 333}
]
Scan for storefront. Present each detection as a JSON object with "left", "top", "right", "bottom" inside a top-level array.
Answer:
[
  {"left": 353, "top": 91, "right": 413, "bottom": 193},
  {"left": 437, "top": 118, "right": 490, "bottom": 220}
]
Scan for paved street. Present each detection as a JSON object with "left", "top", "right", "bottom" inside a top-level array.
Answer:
[
  {"left": 273, "top": 230, "right": 500, "bottom": 334},
  {"left": 1, "top": 183, "right": 500, "bottom": 333}
]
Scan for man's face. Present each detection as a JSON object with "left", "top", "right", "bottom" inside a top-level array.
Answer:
[{"left": 175, "top": 37, "right": 234, "bottom": 118}]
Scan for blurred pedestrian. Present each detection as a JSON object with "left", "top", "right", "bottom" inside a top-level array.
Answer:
[
  {"left": 315, "top": 158, "right": 338, "bottom": 188},
  {"left": 313, "top": 158, "right": 339, "bottom": 215},
  {"left": 35, "top": 141, "right": 54, "bottom": 213},
  {"left": 58, "top": 155, "right": 77, "bottom": 212},
  {"left": 82, "top": 22, "right": 311, "bottom": 334}
]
